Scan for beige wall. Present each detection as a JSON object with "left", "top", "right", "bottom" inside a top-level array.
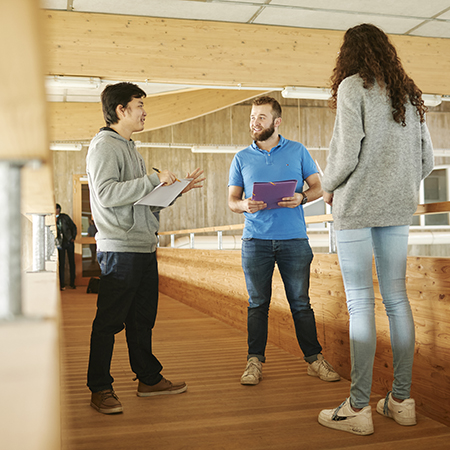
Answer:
[{"left": 52, "top": 94, "right": 450, "bottom": 242}]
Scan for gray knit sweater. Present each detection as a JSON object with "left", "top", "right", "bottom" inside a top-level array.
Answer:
[
  {"left": 86, "top": 128, "right": 162, "bottom": 253},
  {"left": 322, "top": 74, "right": 434, "bottom": 231}
]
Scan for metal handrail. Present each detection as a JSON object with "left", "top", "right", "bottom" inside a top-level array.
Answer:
[{"left": 157, "top": 201, "right": 450, "bottom": 251}]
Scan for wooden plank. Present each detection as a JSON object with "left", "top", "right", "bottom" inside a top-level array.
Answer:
[
  {"left": 42, "top": 11, "right": 450, "bottom": 95},
  {"left": 1, "top": 0, "right": 49, "bottom": 160},
  {"left": 60, "top": 289, "right": 450, "bottom": 449},
  {"left": 48, "top": 89, "right": 268, "bottom": 141},
  {"left": 157, "top": 248, "right": 450, "bottom": 427}
]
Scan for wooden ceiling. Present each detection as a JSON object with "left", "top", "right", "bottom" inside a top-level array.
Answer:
[{"left": 42, "top": 10, "right": 450, "bottom": 142}]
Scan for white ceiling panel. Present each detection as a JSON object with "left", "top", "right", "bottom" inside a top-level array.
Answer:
[
  {"left": 70, "top": 0, "right": 259, "bottom": 23},
  {"left": 41, "top": 0, "right": 69, "bottom": 9},
  {"left": 253, "top": 8, "right": 424, "bottom": 35},
  {"left": 40, "top": 0, "right": 450, "bottom": 38},
  {"left": 439, "top": 9, "right": 450, "bottom": 19},
  {"left": 267, "top": 0, "right": 450, "bottom": 18},
  {"left": 409, "top": 20, "right": 450, "bottom": 38}
]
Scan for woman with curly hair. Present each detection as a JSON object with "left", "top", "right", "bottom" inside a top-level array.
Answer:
[{"left": 318, "top": 23, "right": 434, "bottom": 435}]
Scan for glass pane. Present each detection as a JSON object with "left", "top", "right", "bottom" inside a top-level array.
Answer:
[{"left": 424, "top": 169, "right": 448, "bottom": 225}]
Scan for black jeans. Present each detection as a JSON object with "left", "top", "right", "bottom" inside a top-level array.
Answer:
[
  {"left": 58, "top": 241, "right": 75, "bottom": 287},
  {"left": 87, "top": 251, "right": 163, "bottom": 393}
]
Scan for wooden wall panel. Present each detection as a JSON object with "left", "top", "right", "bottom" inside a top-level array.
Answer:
[
  {"left": 157, "top": 248, "right": 450, "bottom": 426},
  {"left": 1, "top": 0, "right": 49, "bottom": 161},
  {"left": 43, "top": 11, "right": 450, "bottom": 95},
  {"left": 49, "top": 89, "right": 267, "bottom": 142},
  {"left": 52, "top": 99, "right": 450, "bottom": 239}
]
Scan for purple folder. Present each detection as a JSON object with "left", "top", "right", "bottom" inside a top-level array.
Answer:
[{"left": 252, "top": 179, "right": 298, "bottom": 210}]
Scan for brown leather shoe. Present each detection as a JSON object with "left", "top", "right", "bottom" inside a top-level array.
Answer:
[
  {"left": 90, "top": 389, "right": 123, "bottom": 414},
  {"left": 137, "top": 377, "right": 187, "bottom": 397}
]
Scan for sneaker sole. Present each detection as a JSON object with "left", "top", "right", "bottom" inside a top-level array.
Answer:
[
  {"left": 90, "top": 402, "right": 123, "bottom": 414},
  {"left": 137, "top": 385, "right": 188, "bottom": 397},
  {"left": 318, "top": 414, "right": 374, "bottom": 436},
  {"left": 307, "top": 370, "right": 341, "bottom": 382},
  {"left": 240, "top": 378, "right": 261, "bottom": 385}
]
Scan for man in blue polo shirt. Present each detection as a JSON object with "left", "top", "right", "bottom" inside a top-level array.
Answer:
[{"left": 228, "top": 96, "right": 340, "bottom": 385}]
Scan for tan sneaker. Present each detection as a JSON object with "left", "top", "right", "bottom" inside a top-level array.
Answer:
[
  {"left": 90, "top": 389, "right": 123, "bottom": 414},
  {"left": 307, "top": 354, "right": 340, "bottom": 382},
  {"left": 319, "top": 398, "right": 374, "bottom": 435},
  {"left": 137, "top": 377, "right": 187, "bottom": 397},
  {"left": 376, "top": 391, "right": 416, "bottom": 426},
  {"left": 240, "top": 357, "right": 263, "bottom": 385}
]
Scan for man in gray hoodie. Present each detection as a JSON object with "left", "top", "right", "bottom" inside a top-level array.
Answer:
[{"left": 86, "top": 82, "right": 204, "bottom": 414}]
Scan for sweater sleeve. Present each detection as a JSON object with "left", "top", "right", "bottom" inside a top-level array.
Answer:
[
  {"left": 421, "top": 121, "right": 434, "bottom": 180},
  {"left": 321, "top": 77, "right": 366, "bottom": 193},
  {"left": 87, "top": 141, "right": 160, "bottom": 208}
]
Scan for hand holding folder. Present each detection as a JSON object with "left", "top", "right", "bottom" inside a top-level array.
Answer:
[{"left": 252, "top": 179, "right": 297, "bottom": 210}]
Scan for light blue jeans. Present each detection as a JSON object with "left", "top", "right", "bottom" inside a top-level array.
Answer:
[{"left": 335, "top": 226, "right": 415, "bottom": 408}]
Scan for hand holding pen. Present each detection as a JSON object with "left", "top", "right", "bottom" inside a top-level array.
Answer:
[{"left": 153, "top": 167, "right": 180, "bottom": 185}]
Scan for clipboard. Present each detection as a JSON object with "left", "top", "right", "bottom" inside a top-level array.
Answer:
[
  {"left": 252, "top": 179, "right": 298, "bottom": 210},
  {"left": 134, "top": 178, "right": 192, "bottom": 207}
]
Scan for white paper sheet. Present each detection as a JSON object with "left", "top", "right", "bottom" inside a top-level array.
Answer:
[{"left": 134, "top": 178, "right": 192, "bottom": 207}]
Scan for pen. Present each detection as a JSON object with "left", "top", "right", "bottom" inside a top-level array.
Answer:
[{"left": 153, "top": 167, "right": 180, "bottom": 182}]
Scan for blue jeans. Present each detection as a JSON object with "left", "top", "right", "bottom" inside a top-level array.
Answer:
[
  {"left": 336, "top": 226, "right": 415, "bottom": 408},
  {"left": 241, "top": 238, "right": 322, "bottom": 363},
  {"left": 87, "top": 252, "right": 163, "bottom": 392}
]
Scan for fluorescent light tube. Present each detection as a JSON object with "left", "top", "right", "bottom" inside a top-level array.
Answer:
[
  {"left": 191, "top": 145, "right": 245, "bottom": 153},
  {"left": 281, "top": 86, "right": 331, "bottom": 100},
  {"left": 50, "top": 143, "right": 83, "bottom": 151},
  {"left": 46, "top": 76, "right": 102, "bottom": 90},
  {"left": 422, "top": 94, "right": 442, "bottom": 107}
]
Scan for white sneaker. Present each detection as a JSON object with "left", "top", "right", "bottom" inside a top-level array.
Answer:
[
  {"left": 307, "top": 354, "right": 341, "bottom": 382},
  {"left": 319, "top": 398, "right": 374, "bottom": 435},
  {"left": 376, "top": 391, "right": 416, "bottom": 426},
  {"left": 240, "top": 357, "right": 262, "bottom": 385}
]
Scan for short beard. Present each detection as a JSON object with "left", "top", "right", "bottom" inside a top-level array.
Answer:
[{"left": 251, "top": 121, "right": 276, "bottom": 142}]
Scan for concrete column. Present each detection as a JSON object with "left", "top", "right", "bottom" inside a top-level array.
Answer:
[{"left": 0, "top": 162, "right": 23, "bottom": 319}]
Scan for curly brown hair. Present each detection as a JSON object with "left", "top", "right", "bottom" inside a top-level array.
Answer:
[{"left": 330, "top": 23, "right": 427, "bottom": 126}]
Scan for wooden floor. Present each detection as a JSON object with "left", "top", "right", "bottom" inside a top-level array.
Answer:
[{"left": 60, "top": 289, "right": 450, "bottom": 450}]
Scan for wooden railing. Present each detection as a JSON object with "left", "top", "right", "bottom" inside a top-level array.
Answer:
[
  {"left": 158, "top": 201, "right": 450, "bottom": 249},
  {"left": 156, "top": 200, "right": 450, "bottom": 427}
]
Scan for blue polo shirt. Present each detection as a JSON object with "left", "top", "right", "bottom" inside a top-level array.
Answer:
[{"left": 228, "top": 135, "right": 317, "bottom": 240}]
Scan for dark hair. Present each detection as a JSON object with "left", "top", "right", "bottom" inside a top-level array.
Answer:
[
  {"left": 101, "top": 82, "right": 147, "bottom": 126},
  {"left": 56, "top": 203, "right": 61, "bottom": 210},
  {"left": 252, "top": 96, "right": 282, "bottom": 119},
  {"left": 330, "top": 23, "right": 427, "bottom": 126}
]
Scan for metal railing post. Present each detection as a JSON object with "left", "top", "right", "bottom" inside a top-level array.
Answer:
[
  {"left": 217, "top": 231, "right": 223, "bottom": 250},
  {"left": 170, "top": 234, "right": 175, "bottom": 248},
  {"left": 31, "top": 214, "right": 46, "bottom": 272},
  {"left": 45, "top": 225, "right": 55, "bottom": 261},
  {"left": 0, "top": 162, "right": 23, "bottom": 319},
  {"left": 328, "top": 222, "right": 337, "bottom": 254},
  {"left": 189, "top": 233, "right": 195, "bottom": 249}
]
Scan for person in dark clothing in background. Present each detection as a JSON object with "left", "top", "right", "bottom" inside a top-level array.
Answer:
[{"left": 56, "top": 203, "right": 77, "bottom": 290}]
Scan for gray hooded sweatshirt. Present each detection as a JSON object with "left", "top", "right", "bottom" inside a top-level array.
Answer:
[
  {"left": 86, "top": 128, "right": 162, "bottom": 253},
  {"left": 322, "top": 74, "right": 434, "bottom": 230}
]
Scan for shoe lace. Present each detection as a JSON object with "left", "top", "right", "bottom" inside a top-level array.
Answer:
[
  {"left": 101, "top": 389, "right": 119, "bottom": 401},
  {"left": 332, "top": 400, "right": 347, "bottom": 420},
  {"left": 245, "top": 360, "right": 260, "bottom": 375},
  {"left": 319, "top": 358, "right": 336, "bottom": 375},
  {"left": 383, "top": 391, "right": 392, "bottom": 415}
]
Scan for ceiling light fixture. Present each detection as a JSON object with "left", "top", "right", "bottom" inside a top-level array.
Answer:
[
  {"left": 50, "top": 143, "right": 83, "bottom": 151},
  {"left": 281, "top": 86, "right": 331, "bottom": 100},
  {"left": 45, "top": 76, "right": 102, "bottom": 90},
  {"left": 191, "top": 145, "right": 246, "bottom": 153},
  {"left": 422, "top": 94, "right": 442, "bottom": 107},
  {"left": 134, "top": 142, "right": 191, "bottom": 149}
]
